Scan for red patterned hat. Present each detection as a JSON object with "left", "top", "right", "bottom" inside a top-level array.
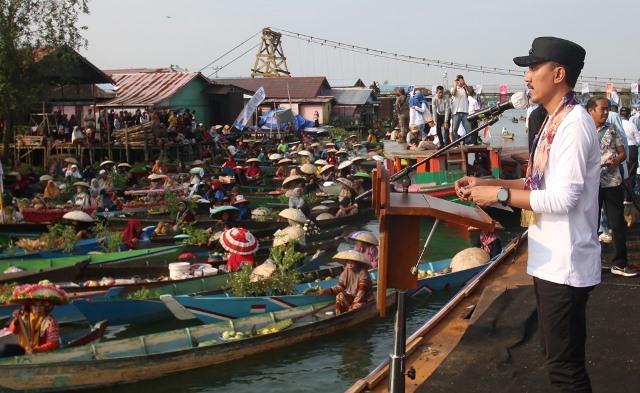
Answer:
[
  {"left": 12, "top": 283, "right": 69, "bottom": 305},
  {"left": 219, "top": 228, "right": 259, "bottom": 255}
]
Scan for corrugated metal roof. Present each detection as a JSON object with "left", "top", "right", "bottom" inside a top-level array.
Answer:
[
  {"left": 264, "top": 97, "right": 334, "bottom": 104},
  {"left": 211, "top": 77, "right": 330, "bottom": 99},
  {"left": 101, "top": 70, "right": 206, "bottom": 107},
  {"left": 327, "top": 78, "right": 366, "bottom": 88},
  {"left": 330, "top": 89, "right": 376, "bottom": 105}
]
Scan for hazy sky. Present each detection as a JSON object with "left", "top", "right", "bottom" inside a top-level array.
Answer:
[{"left": 78, "top": 0, "right": 640, "bottom": 93}]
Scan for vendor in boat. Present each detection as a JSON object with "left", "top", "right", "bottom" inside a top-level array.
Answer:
[
  {"left": 98, "top": 169, "right": 113, "bottom": 192},
  {"left": 88, "top": 182, "right": 103, "bottom": 209},
  {"left": 288, "top": 187, "right": 309, "bottom": 216},
  {"left": 62, "top": 210, "right": 94, "bottom": 239},
  {"left": 273, "top": 226, "right": 306, "bottom": 262},
  {"left": 218, "top": 227, "right": 259, "bottom": 273},
  {"left": 151, "top": 159, "right": 166, "bottom": 175},
  {"left": 233, "top": 165, "right": 249, "bottom": 186},
  {"left": 232, "top": 195, "right": 251, "bottom": 220},
  {"left": 209, "top": 209, "right": 238, "bottom": 233},
  {"left": 0, "top": 203, "right": 25, "bottom": 224},
  {"left": 204, "top": 179, "right": 226, "bottom": 206},
  {"left": 43, "top": 180, "right": 59, "bottom": 200},
  {"left": 316, "top": 250, "right": 374, "bottom": 315},
  {"left": 325, "top": 148, "right": 338, "bottom": 165},
  {"left": 275, "top": 158, "right": 292, "bottom": 179},
  {"left": 335, "top": 178, "right": 358, "bottom": 218},
  {"left": 73, "top": 181, "right": 91, "bottom": 208},
  {"left": 0, "top": 283, "right": 69, "bottom": 357},
  {"left": 173, "top": 201, "right": 196, "bottom": 232},
  {"left": 121, "top": 218, "right": 142, "bottom": 250},
  {"left": 320, "top": 164, "right": 336, "bottom": 182},
  {"left": 65, "top": 164, "right": 82, "bottom": 179},
  {"left": 279, "top": 207, "right": 307, "bottom": 229},
  {"left": 335, "top": 149, "right": 349, "bottom": 164},
  {"left": 350, "top": 231, "right": 379, "bottom": 269},
  {"left": 245, "top": 158, "right": 262, "bottom": 180}
]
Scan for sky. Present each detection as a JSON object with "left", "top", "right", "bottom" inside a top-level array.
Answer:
[{"left": 78, "top": 0, "right": 640, "bottom": 94}]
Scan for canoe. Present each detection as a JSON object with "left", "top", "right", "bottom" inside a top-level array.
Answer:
[
  {"left": 175, "top": 254, "right": 493, "bottom": 324},
  {"left": 0, "top": 255, "right": 90, "bottom": 274},
  {"left": 0, "top": 237, "right": 106, "bottom": 261},
  {"left": 63, "top": 250, "right": 340, "bottom": 326},
  {"left": 0, "top": 296, "right": 393, "bottom": 392},
  {"left": 40, "top": 244, "right": 185, "bottom": 265},
  {"left": 315, "top": 206, "right": 376, "bottom": 229},
  {"left": 21, "top": 207, "right": 97, "bottom": 224},
  {"left": 0, "top": 259, "right": 91, "bottom": 285}
]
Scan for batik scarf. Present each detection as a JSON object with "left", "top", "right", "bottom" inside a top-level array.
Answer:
[{"left": 521, "top": 91, "right": 578, "bottom": 226}]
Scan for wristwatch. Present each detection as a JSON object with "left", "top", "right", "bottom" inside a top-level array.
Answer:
[{"left": 497, "top": 187, "right": 510, "bottom": 206}]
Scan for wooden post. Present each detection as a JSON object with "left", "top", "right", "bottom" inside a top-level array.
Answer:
[{"left": 125, "top": 123, "right": 130, "bottom": 164}]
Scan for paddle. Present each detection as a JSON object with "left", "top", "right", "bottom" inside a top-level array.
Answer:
[
  {"left": 159, "top": 295, "right": 198, "bottom": 321},
  {"left": 262, "top": 301, "right": 335, "bottom": 332}
]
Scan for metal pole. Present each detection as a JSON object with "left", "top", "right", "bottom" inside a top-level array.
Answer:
[{"left": 389, "top": 289, "right": 407, "bottom": 393}]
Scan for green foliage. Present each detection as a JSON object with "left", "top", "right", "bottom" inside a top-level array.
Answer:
[
  {"left": 91, "top": 220, "right": 123, "bottom": 253},
  {"left": 0, "top": 0, "right": 90, "bottom": 149},
  {"left": 0, "top": 283, "right": 18, "bottom": 304},
  {"left": 223, "top": 242, "right": 304, "bottom": 297},
  {"left": 112, "top": 171, "right": 132, "bottom": 189},
  {"left": 163, "top": 188, "right": 181, "bottom": 219},
  {"left": 126, "top": 288, "right": 160, "bottom": 300},
  {"left": 130, "top": 162, "right": 147, "bottom": 173},
  {"left": 329, "top": 127, "right": 351, "bottom": 139},
  {"left": 4, "top": 240, "right": 16, "bottom": 256},
  {"left": 44, "top": 223, "right": 77, "bottom": 252},
  {"left": 181, "top": 223, "right": 209, "bottom": 246}
]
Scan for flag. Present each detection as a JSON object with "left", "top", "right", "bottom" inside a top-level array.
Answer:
[
  {"left": 233, "top": 86, "right": 266, "bottom": 131},
  {"left": 483, "top": 126, "right": 491, "bottom": 140}
]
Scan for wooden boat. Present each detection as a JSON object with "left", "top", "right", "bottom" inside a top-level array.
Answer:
[
  {"left": 21, "top": 207, "right": 97, "bottom": 224},
  {"left": 501, "top": 131, "right": 515, "bottom": 139},
  {"left": 0, "top": 237, "right": 106, "bottom": 261},
  {"left": 0, "top": 319, "right": 108, "bottom": 349},
  {"left": 0, "top": 259, "right": 91, "bottom": 285},
  {"left": 0, "top": 295, "right": 393, "bottom": 392},
  {"left": 38, "top": 244, "right": 185, "bottom": 265},
  {"left": 315, "top": 206, "right": 376, "bottom": 229},
  {"left": 0, "top": 255, "right": 90, "bottom": 274}
]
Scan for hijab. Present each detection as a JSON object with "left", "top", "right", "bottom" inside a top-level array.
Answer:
[
  {"left": 44, "top": 180, "right": 58, "bottom": 199},
  {"left": 122, "top": 219, "right": 142, "bottom": 249},
  {"left": 289, "top": 188, "right": 305, "bottom": 209}
]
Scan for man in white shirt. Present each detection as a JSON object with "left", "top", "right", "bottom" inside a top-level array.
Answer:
[
  {"left": 450, "top": 75, "right": 473, "bottom": 145},
  {"left": 455, "top": 37, "right": 599, "bottom": 392},
  {"left": 620, "top": 107, "right": 640, "bottom": 202}
]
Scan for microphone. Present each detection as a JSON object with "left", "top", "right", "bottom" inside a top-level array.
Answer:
[{"left": 467, "top": 91, "right": 528, "bottom": 122}]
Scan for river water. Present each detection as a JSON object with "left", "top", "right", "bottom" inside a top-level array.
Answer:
[{"left": 80, "top": 112, "right": 529, "bottom": 392}]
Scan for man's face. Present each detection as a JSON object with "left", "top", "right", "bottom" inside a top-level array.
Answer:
[
  {"left": 588, "top": 99, "right": 609, "bottom": 127},
  {"left": 524, "top": 62, "right": 559, "bottom": 106},
  {"left": 436, "top": 89, "right": 443, "bottom": 98}
]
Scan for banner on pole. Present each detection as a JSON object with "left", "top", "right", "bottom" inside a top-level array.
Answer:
[
  {"left": 499, "top": 85, "right": 508, "bottom": 103},
  {"left": 233, "top": 87, "right": 266, "bottom": 131}
]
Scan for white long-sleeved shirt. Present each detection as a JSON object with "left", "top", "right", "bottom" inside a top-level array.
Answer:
[
  {"left": 528, "top": 105, "right": 601, "bottom": 287},
  {"left": 621, "top": 118, "right": 640, "bottom": 146}
]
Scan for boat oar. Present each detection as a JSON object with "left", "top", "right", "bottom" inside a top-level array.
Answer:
[
  {"left": 159, "top": 295, "right": 198, "bottom": 321},
  {"left": 262, "top": 301, "right": 335, "bottom": 332},
  {"left": 16, "top": 313, "right": 33, "bottom": 354}
]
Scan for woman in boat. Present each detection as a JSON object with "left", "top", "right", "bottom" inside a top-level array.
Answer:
[
  {"left": 233, "top": 166, "right": 249, "bottom": 186},
  {"left": 62, "top": 210, "right": 94, "bottom": 239},
  {"left": 245, "top": 159, "right": 262, "bottom": 181},
  {"left": 121, "top": 218, "right": 142, "bottom": 250},
  {"left": 317, "top": 250, "right": 374, "bottom": 315},
  {"left": 351, "top": 231, "right": 379, "bottom": 269},
  {"left": 0, "top": 283, "right": 69, "bottom": 357},
  {"left": 320, "top": 164, "right": 336, "bottom": 182},
  {"left": 288, "top": 187, "right": 307, "bottom": 213},
  {"left": 335, "top": 178, "right": 358, "bottom": 218},
  {"left": 0, "top": 204, "right": 25, "bottom": 224},
  {"left": 151, "top": 160, "right": 166, "bottom": 175},
  {"left": 73, "top": 182, "right": 91, "bottom": 208},
  {"left": 173, "top": 201, "right": 196, "bottom": 232},
  {"left": 204, "top": 179, "right": 226, "bottom": 206},
  {"left": 231, "top": 195, "right": 251, "bottom": 220},
  {"left": 275, "top": 159, "right": 290, "bottom": 179},
  {"left": 210, "top": 210, "right": 237, "bottom": 233},
  {"left": 43, "top": 180, "right": 59, "bottom": 200},
  {"left": 218, "top": 227, "right": 259, "bottom": 273}
]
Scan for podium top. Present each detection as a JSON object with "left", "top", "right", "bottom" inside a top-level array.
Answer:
[{"left": 374, "top": 162, "right": 496, "bottom": 232}]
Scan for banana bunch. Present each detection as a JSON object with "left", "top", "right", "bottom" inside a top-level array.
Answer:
[{"left": 15, "top": 238, "right": 46, "bottom": 252}]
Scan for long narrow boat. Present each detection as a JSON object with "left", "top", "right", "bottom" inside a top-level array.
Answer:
[
  {"left": 0, "top": 237, "right": 106, "bottom": 261},
  {"left": 0, "top": 259, "right": 91, "bottom": 285},
  {"left": 0, "top": 296, "right": 394, "bottom": 392},
  {"left": 173, "top": 254, "right": 495, "bottom": 324}
]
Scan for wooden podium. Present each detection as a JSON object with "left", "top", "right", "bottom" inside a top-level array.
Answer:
[{"left": 373, "top": 162, "right": 496, "bottom": 316}]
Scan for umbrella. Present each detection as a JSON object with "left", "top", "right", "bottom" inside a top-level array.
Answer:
[
  {"left": 189, "top": 167, "right": 204, "bottom": 175},
  {"left": 209, "top": 205, "right": 240, "bottom": 218},
  {"left": 219, "top": 228, "right": 258, "bottom": 255}
]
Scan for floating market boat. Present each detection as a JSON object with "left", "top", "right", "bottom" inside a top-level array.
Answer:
[{"left": 0, "top": 296, "right": 394, "bottom": 392}]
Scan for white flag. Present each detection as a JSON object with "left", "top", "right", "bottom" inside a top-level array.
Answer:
[{"left": 233, "top": 87, "right": 266, "bottom": 131}]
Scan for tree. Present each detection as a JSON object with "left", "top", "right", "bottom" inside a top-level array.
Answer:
[{"left": 0, "top": 0, "right": 89, "bottom": 155}]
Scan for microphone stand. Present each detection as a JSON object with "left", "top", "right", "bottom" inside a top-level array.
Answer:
[{"left": 355, "top": 115, "right": 500, "bottom": 201}]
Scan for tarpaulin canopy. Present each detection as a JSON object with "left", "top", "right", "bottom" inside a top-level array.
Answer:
[{"left": 259, "top": 108, "right": 295, "bottom": 130}]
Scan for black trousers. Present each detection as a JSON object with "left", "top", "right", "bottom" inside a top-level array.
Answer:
[
  {"left": 598, "top": 184, "right": 628, "bottom": 268},
  {"left": 435, "top": 114, "right": 449, "bottom": 146},
  {"left": 534, "top": 277, "right": 594, "bottom": 393}
]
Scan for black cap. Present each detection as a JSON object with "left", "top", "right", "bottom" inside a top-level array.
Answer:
[
  {"left": 620, "top": 107, "right": 631, "bottom": 117},
  {"left": 513, "top": 37, "right": 585, "bottom": 72}
]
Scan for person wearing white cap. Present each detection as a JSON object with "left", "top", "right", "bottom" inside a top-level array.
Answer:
[
  {"left": 64, "top": 164, "right": 82, "bottom": 179},
  {"left": 98, "top": 169, "right": 113, "bottom": 192}
]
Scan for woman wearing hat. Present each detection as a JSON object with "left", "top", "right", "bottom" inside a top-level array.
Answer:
[
  {"left": 232, "top": 195, "right": 251, "bottom": 220},
  {"left": 204, "top": 179, "right": 226, "bottom": 206},
  {"left": 320, "top": 164, "right": 336, "bottom": 182},
  {"left": 275, "top": 159, "right": 290, "bottom": 179},
  {"left": 64, "top": 164, "right": 82, "bottom": 179},
  {"left": 74, "top": 182, "right": 91, "bottom": 208},
  {"left": 245, "top": 159, "right": 262, "bottom": 180},
  {"left": 316, "top": 250, "right": 374, "bottom": 315},
  {"left": 351, "top": 231, "right": 379, "bottom": 269},
  {"left": 233, "top": 165, "right": 248, "bottom": 186},
  {"left": 0, "top": 284, "right": 69, "bottom": 357},
  {"left": 218, "top": 228, "right": 259, "bottom": 273},
  {"left": 335, "top": 178, "right": 358, "bottom": 218}
]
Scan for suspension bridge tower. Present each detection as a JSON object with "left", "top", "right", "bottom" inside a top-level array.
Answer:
[{"left": 251, "top": 28, "right": 291, "bottom": 78}]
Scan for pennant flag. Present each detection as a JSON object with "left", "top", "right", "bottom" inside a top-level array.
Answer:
[
  {"left": 499, "top": 85, "right": 508, "bottom": 103},
  {"left": 233, "top": 86, "right": 266, "bottom": 131}
]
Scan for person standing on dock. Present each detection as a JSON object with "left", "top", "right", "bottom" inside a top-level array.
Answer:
[
  {"left": 395, "top": 88, "right": 410, "bottom": 140},
  {"left": 619, "top": 107, "right": 639, "bottom": 203},
  {"left": 455, "top": 37, "right": 600, "bottom": 392},
  {"left": 586, "top": 97, "right": 636, "bottom": 277},
  {"left": 450, "top": 75, "right": 473, "bottom": 145},
  {"left": 432, "top": 86, "right": 450, "bottom": 147}
]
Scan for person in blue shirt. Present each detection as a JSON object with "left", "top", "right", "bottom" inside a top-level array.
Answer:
[{"left": 232, "top": 195, "right": 251, "bottom": 220}]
